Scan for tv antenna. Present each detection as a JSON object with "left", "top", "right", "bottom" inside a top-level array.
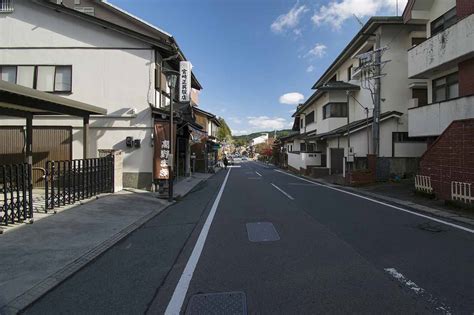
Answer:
[{"left": 353, "top": 14, "right": 364, "bottom": 27}]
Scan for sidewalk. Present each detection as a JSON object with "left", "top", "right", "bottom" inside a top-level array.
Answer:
[
  {"left": 313, "top": 176, "right": 474, "bottom": 227},
  {"left": 0, "top": 173, "right": 213, "bottom": 314}
]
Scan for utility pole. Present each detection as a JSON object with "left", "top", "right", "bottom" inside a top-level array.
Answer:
[{"left": 373, "top": 34, "right": 382, "bottom": 156}]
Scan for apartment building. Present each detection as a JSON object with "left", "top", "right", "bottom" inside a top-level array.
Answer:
[
  {"left": 0, "top": 0, "right": 201, "bottom": 190},
  {"left": 285, "top": 17, "right": 427, "bottom": 179},
  {"left": 404, "top": 0, "right": 474, "bottom": 201}
]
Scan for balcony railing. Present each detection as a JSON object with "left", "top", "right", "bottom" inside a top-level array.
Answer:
[
  {"left": 0, "top": 0, "right": 14, "bottom": 13},
  {"left": 408, "top": 14, "right": 474, "bottom": 78}
]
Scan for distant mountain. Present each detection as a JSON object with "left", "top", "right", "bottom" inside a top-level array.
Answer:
[{"left": 233, "top": 129, "right": 294, "bottom": 145}]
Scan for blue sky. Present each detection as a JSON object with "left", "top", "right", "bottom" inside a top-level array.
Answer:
[{"left": 109, "top": 0, "right": 407, "bottom": 135}]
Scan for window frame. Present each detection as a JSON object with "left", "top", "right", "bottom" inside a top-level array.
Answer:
[
  {"left": 323, "top": 102, "right": 348, "bottom": 119},
  {"left": 0, "top": 64, "right": 73, "bottom": 93},
  {"left": 305, "top": 110, "right": 315, "bottom": 125},
  {"left": 430, "top": 7, "right": 457, "bottom": 37},
  {"left": 432, "top": 72, "right": 458, "bottom": 103},
  {"left": 0, "top": 65, "right": 18, "bottom": 84}
]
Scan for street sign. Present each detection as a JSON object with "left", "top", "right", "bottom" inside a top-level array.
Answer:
[{"left": 179, "top": 61, "right": 192, "bottom": 102}]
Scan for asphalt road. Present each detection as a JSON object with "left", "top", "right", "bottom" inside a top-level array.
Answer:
[{"left": 25, "top": 161, "right": 474, "bottom": 314}]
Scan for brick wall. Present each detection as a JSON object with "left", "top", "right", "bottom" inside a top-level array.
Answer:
[
  {"left": 419, "top": 119, "right": 474, "bottom": 200},
  {"left": 459, "top": 57, "right": 474, "bottom": 97},
  {"left": 457, "top": 0, "right": 474, "bottom": 18}
]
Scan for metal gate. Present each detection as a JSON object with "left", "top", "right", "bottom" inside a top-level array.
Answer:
[
  {"left": 0, "top": 126, "right": 72, "bottom": 187},
  {"left": 44, "top": 156, "right": 114, "bottom": 211},
  {"left": 330, "top": 148, "right": 344, "bottom": 174},
  {"left": 1, "top": 163, "right": 33, "bottom": 225}
]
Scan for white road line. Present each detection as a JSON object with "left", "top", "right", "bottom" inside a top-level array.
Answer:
[
  {"left": 165, "top": 169, "right": 232, "bottom": 315},
  {"left": 384, "top": 268, "right": 452, "bottom": 314},
  {"left": 274, "top": 169, "right": 474, "bottom": 234},
  {"left": 255, "top": 171, "right": 262, "bottom": 177},
  {"left": 271, "top": 183, "right": 294, "bottom": 200}
]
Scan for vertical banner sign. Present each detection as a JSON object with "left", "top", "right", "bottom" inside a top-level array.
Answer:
[
  {"left": 179, "top": 61, "right": 192, "bottom": 102},
  {"left": 153, "top": 122, "right": 176, "bottom": 180}
]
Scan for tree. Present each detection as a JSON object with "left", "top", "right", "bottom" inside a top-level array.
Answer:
[{"left": 216, "top": 118, "right": 232, "bottom": 142}]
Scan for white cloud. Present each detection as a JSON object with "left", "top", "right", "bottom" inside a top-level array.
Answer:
[
  {"left": 232, "top": 129, "right": 248, "bottom": 136},
  {"left": 279, "top": 92, "right": 304, "bottom": 105},
  {"left": 306, "top": 65, "right": 315, "bottom": 72},
  {"left": 307, "top": 43, "right": 327, "bottom": 58},
  {"left": 248, "top": 116, "right": 287, "bottom": 130},
  {"left": 312, "top": 0, "right": 408, "bottom": 29},
  {"left": 271, "top": 4, "right": 308, "bottom": 33},
  {"left": 229, "top": 117, "right": 242, "bottom": 124}
]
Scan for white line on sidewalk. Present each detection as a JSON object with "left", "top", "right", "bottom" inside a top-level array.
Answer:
[
  {"left": 271, "top": 183, "right": 294, "bottom": 200},
  {"left": 165, "top": 169, "right": 232, "bottom": 315},
  {"left": 255, "top": 171, "right": 262, "bottom": 177},
  {"left": 274, "top": 169, "right": 474, "bottom": 234}
]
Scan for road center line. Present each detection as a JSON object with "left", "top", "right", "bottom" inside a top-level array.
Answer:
[
  {"left": 165, "top": 168, "right": 232, "bottom": 315},
  {"left": 255, "top": 171, "right": 262, "bottom": 177},
  {"left": 271, "top": 183, "right": 294, "bottom": 200},
  {"left": 274, "top": 169, "right": 474, "bottom": 234}
]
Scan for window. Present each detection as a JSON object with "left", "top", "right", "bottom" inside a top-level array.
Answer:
[
  {"left": 431, "top": 7, "right": 457, "bottom": 36},
  {"left": 0, "top": 66, "right": 16, "bottom": 83},
  {"left": 433, "top": 72, "right": 458, "bottom": 102},
  {"left": 54, "top": 66, "right": 72, "bottom": 92},
  {"left": 323, "top": 103, "right": 348, "bottom": 119},
  {"left": 306, "top": 111, "right": 315, "bottom": 124},
  {"left": 17, "top": 66, "right": 35, "bottom": 88},
  {"left": 393, "top": 132, "right": 425, "bottom": 143},
  {"left": 412, "top": 88, "right": 428, "bottom": 107},
  {"left": 0, "top": 65, "right": 72, "bottom": 92},
  {"left": 347, "top": 65, "right": 353, "bottom": 81},
  {"left": 300, "top": 117, "right": 304, "bottom": 129},
  {"left": 307, "top": 143, "right": 315, "bottom": 153},
  {"left": 0, "top": 0, "right": 14, "bottom": 13},
  {"left": 300, "top": 143, "right": 306, "bottom": 152}
]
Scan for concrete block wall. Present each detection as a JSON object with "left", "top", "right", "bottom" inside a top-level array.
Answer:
[{"left": 419, "top": 119, "right": 474, "bottom": 200}]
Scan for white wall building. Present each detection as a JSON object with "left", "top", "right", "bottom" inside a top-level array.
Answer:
[
  {"left": 404, "top": 0, "right": 474, "bottom": 138},
  {"left": 284, "top": 17, "right": 427, "bottom": 177},
  {"left": 0, "top": 0, "right": 201, "bottom": 189},
  {"left": 251, "top": 133, "right": 269, "bottom": 146}
]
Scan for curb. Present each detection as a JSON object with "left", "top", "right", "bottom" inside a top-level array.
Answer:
[
  {"left": 1, "top": 174, "right": 218, "bottom": 314},
  {"left": 1, "top": 199, "right": 174, "bottom": 314},
  {"left": 279, "top": 168, "right": 474, "bottom": 229}
]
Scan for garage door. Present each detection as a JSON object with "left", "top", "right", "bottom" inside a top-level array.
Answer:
[{"left": 0, "top": 126, "right": 72, "bottom": 186}]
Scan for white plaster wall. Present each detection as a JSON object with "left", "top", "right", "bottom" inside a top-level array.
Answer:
[
  {"left": 0, "top": 0, "right": 157, "bottom": 174},
  {"left": 288, "top": 152, "right": 304, "bottom": 170},
  {"left": 408, "top": 95, "right": 474, "bottom": 137}
]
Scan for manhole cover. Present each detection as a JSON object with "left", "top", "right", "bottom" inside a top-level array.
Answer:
[
  {"left": 246, "top": 222, "right": 280, "bottom": 242},
  {"left": 185, "top": 291, "right": 247, "bottom": 315}
]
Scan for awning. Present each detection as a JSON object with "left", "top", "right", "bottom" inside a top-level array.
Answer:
[{"left": 0, "top": 80, "right": 106, "bottom": 117}]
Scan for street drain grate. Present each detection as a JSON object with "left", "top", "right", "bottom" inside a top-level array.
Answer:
[
  {"left": 246, "top": 222, "right": 280, "bottom": 242},
  {"left": 185, "top": 291, "right": 247, "bottom": 315},
  {"left": 417, "top": 222, "right": 446, "bottom": 233}
]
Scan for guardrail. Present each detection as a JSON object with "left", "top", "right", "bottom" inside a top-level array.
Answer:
[
  {"left": 0, "top": 0, "right": 14, "bottom": 13},
  {"left": 45, "top": 156, "right": 114, "bottom": 211},
  {"left": 1, "top": 163, "right": 33, "bottom": 226}
]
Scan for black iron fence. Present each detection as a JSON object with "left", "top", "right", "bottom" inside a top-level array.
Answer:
[
  {"left": 1, "top": 163, "right": 33, "bottom": 226},
  {"left": 45, "top": 156, "right": 114, "bottom": 210}
]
